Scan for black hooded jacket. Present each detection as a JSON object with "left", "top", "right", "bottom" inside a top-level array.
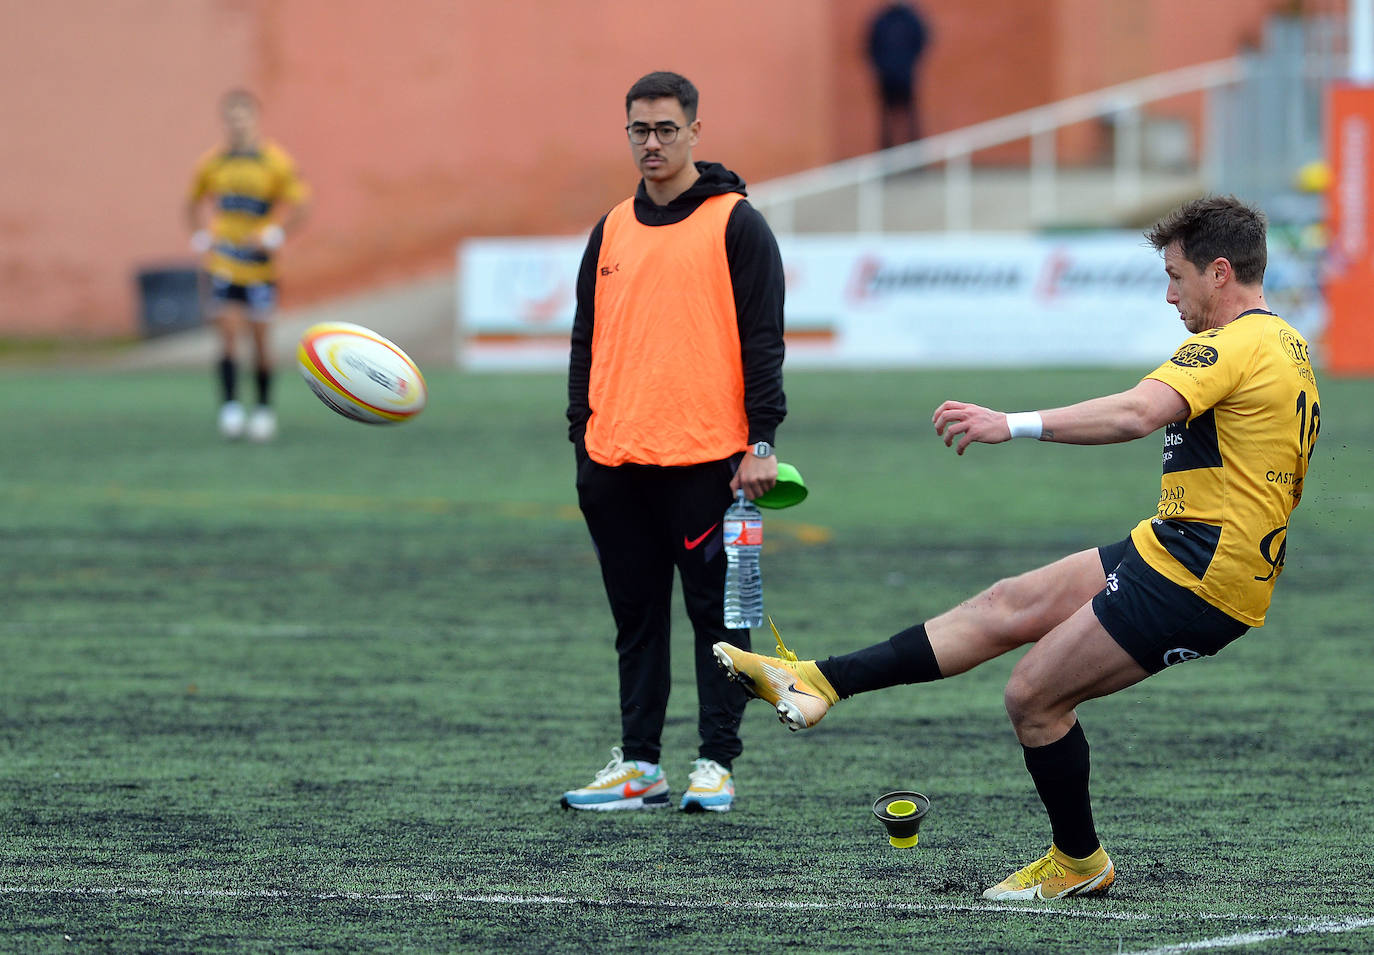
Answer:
[{"left": 566, "top": 161, "right": 786, "bottom": 455}]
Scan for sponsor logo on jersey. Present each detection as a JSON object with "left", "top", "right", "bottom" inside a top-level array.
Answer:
[
  {"left": 1279, "top": 328, "right": 1310, "bottom": 367},
  {"left": 1161, "top": 410, "right": 1221, "bottom": 474},
  {"left": 1162, "top": 429, "right": 1183, "bottom": 465},
  {"left": 1279, "top": 327, "right": 1317, "bottom": 383},
  {"left": 1170, "top": 342, "right": 1219, "bottom": 368},
  {"left": 1156, "top": 484, "right": 1187, "bottom": 518},
  {"left": 1254, "top": 524, "right": 1288, "bottom": 582}
]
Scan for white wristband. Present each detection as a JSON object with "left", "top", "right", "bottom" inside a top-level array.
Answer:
[
  {"left": 260, "top": 224, "right": 285, "bottom": 250},
  {"left": 1006, "top": 411, "right": 1043, "bottom": 440}
]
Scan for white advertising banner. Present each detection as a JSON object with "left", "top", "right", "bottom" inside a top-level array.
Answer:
[
  {"left": 780, "top": 234, "right": 1179, "bottom": 367},
  {"left": 458, "top": 237, "right": 586, "bottom": 370},
  {"left": 457, "top": 233, "right": 1321, "bottom": 370}
]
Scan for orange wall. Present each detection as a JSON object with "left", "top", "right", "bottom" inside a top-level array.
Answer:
[
  {"left": 832, "top": 0, "right": 1305, "bottom": 163},
  {"left": 262, "top": 0, "right": 835, "bottom": 302},
  {"left": 1, "top": 2, "right": 258, "bottom": 335},
  {"left": 0, "top": 0, "right": 1301, "bottom": 337}
]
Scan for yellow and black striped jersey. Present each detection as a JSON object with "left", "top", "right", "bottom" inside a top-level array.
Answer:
[
  {"left": 188, "top": 140, "right": 308, "bottom": 285},
  {"left": 1131, "top": 310, "right": 1320, "bottom": 626}
]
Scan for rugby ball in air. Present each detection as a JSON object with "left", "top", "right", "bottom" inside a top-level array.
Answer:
[{"left": 297, "top": 322, "right": 427, "bottom": 424}]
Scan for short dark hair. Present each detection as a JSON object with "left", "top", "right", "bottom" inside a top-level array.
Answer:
[
  {"left": 1145, "top": 195, "right": 1268, "bottom": 286},
  {"left": 625, "top": 71, "right": 699, "bottom": 121}
]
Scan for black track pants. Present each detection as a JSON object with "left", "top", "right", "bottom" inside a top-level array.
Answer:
[{"left": 576, "top": 455, "right": 752, "bottom": 768}]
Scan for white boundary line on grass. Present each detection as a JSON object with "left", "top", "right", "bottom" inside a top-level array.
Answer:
[
  {"left": 3, "top": 886, "right": 1366, "bottom": 924},
  {"left": 1123, "top": 915, "right": 1374, "bottom": 954},
  {"left": 0, "top": 886, "right": 1147, "bottom": 919},
  {"left": 6, "top": 885, "right": 1373, "bottom": 950}
]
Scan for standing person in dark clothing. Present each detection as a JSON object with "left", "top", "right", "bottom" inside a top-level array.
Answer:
[
  {"left": 868, "top": 2, "right": 930, "bottom": 149},
  {"left": 561, "top": 71, "right": 787, "bottom": 815}
]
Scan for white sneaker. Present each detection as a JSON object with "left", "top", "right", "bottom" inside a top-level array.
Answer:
[
  {"left": 679, "top": 758, "right": 734, "bottom": 813},
  {"left": 247, "top": 406, "right": 277, "bottom": 443},
  {"left": 559, "top": 747, "right": 670, "bottom": 811},
  {"left": 218, "top": 401, "right": 246, "bottom": 439}
]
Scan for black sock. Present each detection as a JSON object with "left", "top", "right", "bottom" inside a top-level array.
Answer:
[
  {"left": 815, "top": 623, "right": 942, "bottom": 699},
  {"left": 218, "top": 357, "right": 237, "bottom": 403},
  {"left": 1022, "top": 720, "right": 1099, "bottom": 860},
  {"left": 255, "top": 367, "right": 272, "bottom": 406}
]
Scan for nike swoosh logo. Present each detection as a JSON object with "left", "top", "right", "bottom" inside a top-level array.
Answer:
[
  {"left": 684, "top": 523, "right": 719, "bottom": 550},
  {"left": 621, "top": 780, "right": 659, "bottom": 797},
  {"left": 787, "top": 681, "right": 822, "bottom": 701}
]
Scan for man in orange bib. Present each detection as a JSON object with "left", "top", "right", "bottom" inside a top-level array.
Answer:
[{"left": 562, "top": 72, "right": 787, "bottom": 814}]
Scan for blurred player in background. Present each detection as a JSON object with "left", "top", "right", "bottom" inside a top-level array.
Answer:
[
  {"left": 716, "top": 196, "right": 1319, "bottom": 898},
  {"left": 187, "top": 89, "right": 310, "bottom": 442},
  {"left": 563, "top": 71, "right": 787, "bottom": 814}
]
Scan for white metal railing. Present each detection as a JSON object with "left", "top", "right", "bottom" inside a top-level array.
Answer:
[{"left": 751, "top": 58, "right": 1245, "bottom": 234}]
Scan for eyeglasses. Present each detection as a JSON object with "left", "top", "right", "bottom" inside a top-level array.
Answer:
[{"left": 625, "top": 122, "right": 682, "bottom": 145}]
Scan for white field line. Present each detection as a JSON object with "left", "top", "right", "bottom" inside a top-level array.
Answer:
[
  {"left": 0, "top": 884, "right": 1361, "bottom": 932},
  {"left": 1124, "top": 915, "right": 1374, "bottom": 954},
  {"left": 0, "top": 885, "right": 1143, "bottom": 918}
]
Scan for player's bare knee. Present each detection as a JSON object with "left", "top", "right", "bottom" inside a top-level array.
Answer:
[
  {"left": 1003, "top": 673, "right": 1058, "bottom": 738},
  {"left": 1002, "top": 673, "right": 1034, "bottom": 728}
]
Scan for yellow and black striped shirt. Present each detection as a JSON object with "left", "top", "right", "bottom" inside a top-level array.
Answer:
[{"left": 188, "top": 140, "right": 308, "bottom": 285}]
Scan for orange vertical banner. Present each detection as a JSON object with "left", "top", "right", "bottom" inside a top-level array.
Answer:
[{"left": 1324, "top": 84, "right": 1374, "bottom": 375}]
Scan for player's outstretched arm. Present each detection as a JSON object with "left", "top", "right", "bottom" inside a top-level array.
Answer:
[{"left": 933, "top": 379, "right": 1188, "bottom": 455}]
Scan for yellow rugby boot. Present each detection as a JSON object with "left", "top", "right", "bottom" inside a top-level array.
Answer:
[
  {"left": 712, "top": 618, "right": 838, "bottom": 730},
  {"left": 982, "top": 844, "right": 1115, "bottom": 900}
]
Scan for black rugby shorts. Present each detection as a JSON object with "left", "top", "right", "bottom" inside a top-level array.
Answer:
[
  {"left": 1093, "top": 537, "right": 1249, "bottom": 675},
  {"left": 210, "top": 275, "right": 278, "bottom": 316}
]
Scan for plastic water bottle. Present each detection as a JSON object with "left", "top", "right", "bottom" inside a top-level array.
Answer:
[{"left": 723, "top": 489, "right": 764, "bottom": 629}]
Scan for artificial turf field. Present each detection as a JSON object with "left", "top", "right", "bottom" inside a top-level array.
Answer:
[{"left": 1, "top": 364, "right": 1371, "bottom": 954}]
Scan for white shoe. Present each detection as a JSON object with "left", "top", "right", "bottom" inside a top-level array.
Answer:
[
  {"left": 218, "top": 401, "right": 246, "bottom": 439},
  {"left": 559, "top": 747, "right": 670, "bottom": 811},
  {"left": 679, "top": 758, "right": 734, "bottom": 813},
  {"left": 247, "top": 406, "right": 277, "bottom": 443}
]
